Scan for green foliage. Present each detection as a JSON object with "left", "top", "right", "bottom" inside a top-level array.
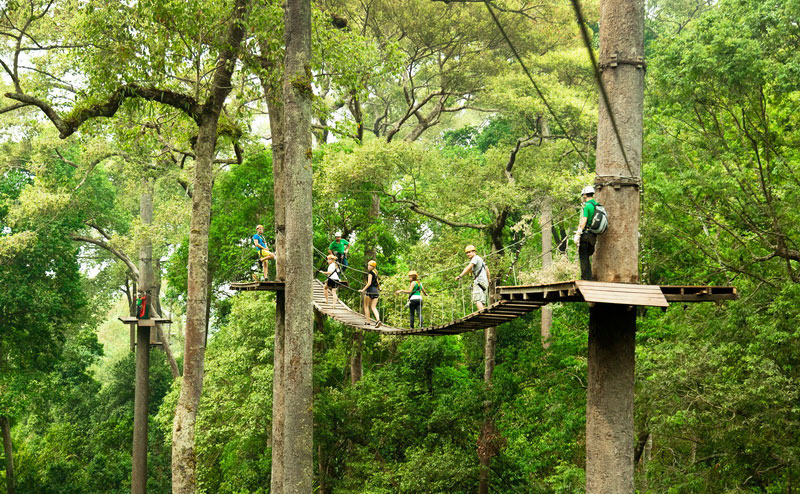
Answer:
[{"left": 4, "top": 0, "right": 800, "bottom": 493}]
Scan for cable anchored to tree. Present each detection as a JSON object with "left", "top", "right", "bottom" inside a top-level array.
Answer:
[
  {"left": 483, "top": 1, "right": 591, "bottom": 168},
  {"left": 567, "top": 0, "right": 635, "bottom": 178}
]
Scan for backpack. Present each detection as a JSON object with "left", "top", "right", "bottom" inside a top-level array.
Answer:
[{"left": 587, "top": 203, "right": 609, "bottom": 234}]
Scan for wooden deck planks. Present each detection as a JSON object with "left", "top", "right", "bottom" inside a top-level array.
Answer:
[
  {"left": 497, "top": 280, "right": 735, "bottom": 307},
  {"left": 574, "top": 281, "right": 668, "bottom": 307}
]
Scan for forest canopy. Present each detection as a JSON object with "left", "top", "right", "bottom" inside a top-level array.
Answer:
[{"left": 0, "top": 0, "right": 798, "bottom": 492}]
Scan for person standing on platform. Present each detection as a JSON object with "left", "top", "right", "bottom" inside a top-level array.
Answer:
[
  {"left": 456, "top": 245, "right": 490, "bottom": 311},
  {"left": 396, "top": 270, "right": 428, "bottom": 329},
  {"left": 252, "top": 224, "right": 275, "bottom": 281},
  {"left": 321, "top": 254, "right": 341, "bottom": 306},
  {"left": 572, "top": 186, "right": 598, "bottom": 281},
  {"left": 328, "top": 232, "right": 350, "bottom": 273},
  {"left": 359, "top": 260, "right": 381, "bottom": 327}
]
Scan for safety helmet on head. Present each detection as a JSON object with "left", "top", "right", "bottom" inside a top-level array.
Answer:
[
  {"left": 256, "top": 224, "right": 264, "bottom": 230},
  {"left": 327, "top": 254, "right": 336, "bottom": 260},
  {"left": 464, "top": 244, "right": 476, "bottom": 253},
  {"left": 368, "top": 260, "right": 377, "bottom": 267},
  {"left": 408, "top": 270, "right": 418, "bottom": 278},
  {"left": 334, "top": 231, "right": 342, "bottom": 237},
  {"left": 581, "top": 185, "right": 595, "bottom": 196}
]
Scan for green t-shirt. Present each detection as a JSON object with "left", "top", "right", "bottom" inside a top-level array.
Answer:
[
  {"left": 329, "top": 238, "right": 349, "bottom": 254},
  {"left": 582, "top": 199, "right": 598, "bottom": 222}
]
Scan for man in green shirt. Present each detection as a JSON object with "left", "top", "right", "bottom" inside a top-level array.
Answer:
[
  {"left": 573, "top": 185, "right": 598, "bottom": 280},
  {"left": 328, "top": 232, "right": 350, "bottom": 272}
]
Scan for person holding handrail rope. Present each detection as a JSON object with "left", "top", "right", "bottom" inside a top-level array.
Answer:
[
  {"left": 456, "top": 245, "right": 490, "bottom": 311},
  {"left": 320, "top": 254, "right": 342, "bottom": 307},
  {"left": 359, "top": 260, "right": 381, "bottom": 327},
  {"left": 395, "top": 270, "right": 429, "bottom": 329}
]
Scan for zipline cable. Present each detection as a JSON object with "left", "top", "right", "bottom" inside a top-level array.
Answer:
[
  {"left": 483, "top": 1, "right": 591, "bottom": 167},
  {"left": 567, "top": 0, "right": 635, "bottom": 177}
]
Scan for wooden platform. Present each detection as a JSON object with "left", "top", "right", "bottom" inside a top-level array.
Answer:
[
  {"left": 231, "top": 279, "right": 737, "bottom": 335},
  {"left": 497, "top": 281, "right": 737, "bottom": 306},
  {"left": 229, "top": 280, "right": 285, "bottom": 291},
  {"left": 119, "top": 317, "right": 173, "bottom": 327}
]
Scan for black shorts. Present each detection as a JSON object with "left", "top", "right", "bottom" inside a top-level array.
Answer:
[
  {"left": 366, "top": 287, "right": 379, "bottom": 299},
  {"left": 326, "top": 279, "right": 340, "bottom": 288}
]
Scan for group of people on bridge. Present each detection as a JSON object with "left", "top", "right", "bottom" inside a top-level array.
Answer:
[{"left": 249, "top": 185, "right": 604, "bottom": 329}]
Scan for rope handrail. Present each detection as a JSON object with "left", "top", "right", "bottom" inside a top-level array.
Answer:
[{"left": 310, "top": 213, "right": 579, "bottom": 328}]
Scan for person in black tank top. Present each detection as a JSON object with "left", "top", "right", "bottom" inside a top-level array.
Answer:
[{"left": 359, "top": 260, "right": 381, "bottom": 327}]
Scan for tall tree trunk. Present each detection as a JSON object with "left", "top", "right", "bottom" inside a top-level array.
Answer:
[
  {"left": 477, "top": 323, "right": 497, "bottom": 494},
  {"left": 351, "top": 192, "right": 379, "bottom": 383},
  {"left": 281, "top": 0, "right": 314, "bottom": 491},
  {"left": 132, "top": 323, "right": 150, "bottom": 494},
  {"left": 172, "top": 118, "right": 216, "bottom": 494},
  {"left": 0, "top": 416, "right": 14, "bottom": 494},
  {"left": 264, "top": 81, "right": 288, "bottom": 494},
  {"left": 540, "top": 198, "right": 553, "bottom": 348},
  {"left": 586, "top": 0, "right": 644, "bottom": 491},
  {"left": 170, "top": 2, "right": 251, "bottom": 491},
  {"left": 138, "top": 178, "right": 180, "bottom": 379},
  {"left": 132, "top": 179, "right": 156, "bottom": 494},
  {"left": 477, "top": 232, "right": 505, "bottom": 494}
]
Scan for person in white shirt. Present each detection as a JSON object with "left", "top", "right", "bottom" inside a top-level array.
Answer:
[
  {"left": 455, "top": 244, "right": 490, "bottom": 311},
  {"left": 321, "top": 254, "right": 341, "bottom": 306}
]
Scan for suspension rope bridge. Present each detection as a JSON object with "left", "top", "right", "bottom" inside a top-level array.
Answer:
[{"left": 230, "top": 277, "right": 738, "bottom": 335}]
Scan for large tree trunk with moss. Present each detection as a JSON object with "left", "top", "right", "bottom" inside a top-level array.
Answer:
[
  {"left": 281, "top": 0, "right": 314, "bottom": 491},
  {"left": 1, "top": 415, "right": 14, "bottom": 494},
  {"left": 261, "top": 59, "right": 288, "bottom": 494},
  {"left": 585, "top": 0, "right": 644, "bottom": 491},
  {"left": 171, "top": 116, "right": 216, "bottom": 494},
  {"left": 171, "top": 4, "right": 251, "bottom": 492}
]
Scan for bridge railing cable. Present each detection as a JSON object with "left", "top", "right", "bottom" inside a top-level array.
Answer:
[{"left": 312, "top": 213, "right": 579, "bottom": 329}]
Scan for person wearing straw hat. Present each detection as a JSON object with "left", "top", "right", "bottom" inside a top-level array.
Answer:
[
  {"left": 328, "top": 231, "right": 350, "bottom": 273},
  {"left": 396, "top": 270, "right": 429, "bottom": 329},
  {"left": 456, "top": 245, "right": 489, "bottom": 311},
  {"left": 359, "top": 260, "right": 381, "bottom": 327},
  {"left": 252, "top": 224, "right": 275, "bottom": 281},
  {"left": 321, "top": 254, "right": 341, "bottom": 306}
]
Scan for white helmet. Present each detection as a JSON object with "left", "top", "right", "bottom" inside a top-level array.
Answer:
[
  {"left": 334, "top": 231, "right": 342, "bottom": 237},
  {"left": 581, "top": 185, "right": 595, "bottom": 196}
]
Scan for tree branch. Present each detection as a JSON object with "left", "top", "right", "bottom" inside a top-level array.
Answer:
[
  {"left": 5, "top": 84, "right": 202, "bottom": 139},
  {"left": 505, "top": 134, "right": 540, "bottom": 183},
  {"left": 387, "top": 193, "right": 488, "bottom": 229},
  {"left": 71, "top": 234, "right": 139, "bottom": 277}
]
